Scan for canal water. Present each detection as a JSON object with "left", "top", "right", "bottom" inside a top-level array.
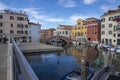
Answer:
[{"left": 25, "top": 44, "right": 120, "bottom": 80}]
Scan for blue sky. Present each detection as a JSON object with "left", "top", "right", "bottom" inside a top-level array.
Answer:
[{"left": 0, "top": 0, "right": 120, "bottom": 29}]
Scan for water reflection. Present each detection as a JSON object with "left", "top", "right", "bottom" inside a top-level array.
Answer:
[{"left": 25, "top": 45, "right": 120, "bottom": 80}]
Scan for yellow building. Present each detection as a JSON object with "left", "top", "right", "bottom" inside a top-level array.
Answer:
[{"left": 71, "top": 18, "right": 87, "bottom": 42}]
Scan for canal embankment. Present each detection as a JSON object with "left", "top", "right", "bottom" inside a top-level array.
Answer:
[{"left": 19, "top": 43, "right": 64, "bottom": 53}]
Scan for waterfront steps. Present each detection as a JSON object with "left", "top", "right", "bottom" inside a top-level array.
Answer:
[
  {"left": 0, "top": 44, "right": 8, "bottom": 80},
  {"left": 19, "top": 43, "right": 63, "bottom": 53}
]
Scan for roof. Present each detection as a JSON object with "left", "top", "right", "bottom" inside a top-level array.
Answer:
[
  {"left": 29, "top": 22, "right": 41, "bottom": 26},
  {"left": 0, "top": 10, "right": 28, "bottom": 16},
  {"left": 58, "top": 24, "right": 73, "bottom": 30},
  {"left": 58, "top": 24, "right": 74, "bottom": 27},
  {"left": 101, "top": 6, "right": 120, "bottom": 17}
]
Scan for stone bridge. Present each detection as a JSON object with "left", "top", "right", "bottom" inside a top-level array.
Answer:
[{"left": 46, "top": 36, "right": 73, "bottom": 44}]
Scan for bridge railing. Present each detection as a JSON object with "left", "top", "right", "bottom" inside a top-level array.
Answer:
[{"left": 10, "top": 37, "right": 39, "bottom": 80}]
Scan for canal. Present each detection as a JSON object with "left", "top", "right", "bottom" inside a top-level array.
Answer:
[{"left": 25, "top": 44, "right": 120, "bottom": 80}]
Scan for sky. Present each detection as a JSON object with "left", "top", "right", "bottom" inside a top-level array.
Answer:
[{"left": 0, "top": 0, "right": 120, "bottom": 29}]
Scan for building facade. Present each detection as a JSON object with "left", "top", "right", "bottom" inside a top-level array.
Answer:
[
  {"left": 101, "top": 6, "right": 120, "bottom": 45},
  {"left": 0, "top": 10, "right": 29, "bottom": 41},
  {"left": 41, "top": 28, "right": 55, "bottom": 43},
  {"left": 54, "top": 25, "right": 73, "bottom": 38},
  {"left": 71, "top": 19, "right": 87, "bottom": 42},
  {"left": 28, "top": 22, "right": 41, "bottom": 42},
  {"left": 86, "top": 18, "right": 101, "bottom": 43}
]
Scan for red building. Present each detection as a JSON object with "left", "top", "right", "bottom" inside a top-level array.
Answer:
[{"left": 86, "top": 18, "right": 101, "bottom": 42}]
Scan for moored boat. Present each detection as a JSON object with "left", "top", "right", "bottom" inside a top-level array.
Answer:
[
  {"left": 116, "top": 48, "right": 120, "bottom": 53},
  {"left": 108, "top": 47, "right": 116, "bottom": 52},
  {"left": 61, "top": 67, "right": 97, "bottom": 80}
]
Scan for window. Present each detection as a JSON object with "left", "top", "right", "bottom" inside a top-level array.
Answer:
[
  {"left": 10, "top": 30, "right": 14, "bottom": 34},
  {"left": 114, "top": 33, "right": 116, "bottom": 37},
  {"left": 25, "top": 25, "right": 28, "bottom": 28},
  {"left": 0, "top": 23, "right": 3, "bottom": 27},
  {"left": 118, "top": 34, "right": 120, "bottom": 37},
  {"left": 10, "top": 16, "right": 14, "bottom": 20},
  {"left": 102, "top": 24, "right": 105, "bottom": 28},
  {"left": 0, "top": 15, "right": 3, "bottom": 19},
  {"left": 11, "top": 24, "right": 13, "bottom": 27},
  {"left": 114, "top": 16, "right": 118, "bottom": 19},
  {"left": 17, "top": 24, "right": 20, "bottom": 28},
  {"left": 78, "top": 22, "right": 80, "bottom": 25},
  {"left": 114, "top": 40, "right": 116, "bottom": 42},
  {"left": 63, "top": 31, "right": 64, "bottom": 34},
  {"left": 102, "top": 31, "right": 105, "bottom": 35},
  {"left": 95, "top": 25, "right": 97, "bottom": 28},
  {"left": 78, "top": 32, "right": 80, "bottom": 36},
  {"left": 0, "top": 30, "right": 3, "bottom": 33},
  {"left": 59, "top": 31, "right": 61, "bottom": 34},
  {"left": 109, "top": 31, "right": 112, "bottom": 35},
  {"left": 17, "top": 31, "right": 23, "bottom": 34},
  {"left": 17, "top": 17, "right": 24, "bottom": 21},
  {"left": 109, "top": 17, "right": 113, "bottom": 21},
  {"left": 25, "top": 17, "right": 28, "bottom": 21},
  {"left": 109, "top": 39, "right": 112, "bottom": 43},
  {"left": 25, "top": 31, "right": 28, "bottom": 34},
  {"left": 66, "top": 31, "right": 68, "bottom": 34},
  {"left": 78, "top": 27, "right": 80, "bottom": 29},
  {"left": 101, "top": 18, "right": 105, "bottom": 22},
  {"left": 109, "top": 24, "right": 112, "bottom": 28},
  {"left": 102, "top": 39, "right": 104, "bottom": 43}
]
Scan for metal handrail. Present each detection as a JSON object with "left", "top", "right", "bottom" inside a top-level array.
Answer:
[
  {"left": 91, "top": 65, "right": 109, "bottom": 80},
  {"left": 11, "top": 37, "right": 39, "bottom": 80}
]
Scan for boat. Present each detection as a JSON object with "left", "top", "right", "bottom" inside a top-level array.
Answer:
[
  {"left": 107, "top": 47, "right": 116, "bottom": 52},
  {"left": 61, "top": 69, "right": 81, "bottom": 80},
  {"left": 103, "top": 44, "right": 113, "bottom": 48},
  {"left": 61, "top": 67, "right": 96, "bottom": 80},
  {"left": 115, "top": 46, "right": 120, "bottom": 53}
]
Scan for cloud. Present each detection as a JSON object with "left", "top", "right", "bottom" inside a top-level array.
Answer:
[
  {"left": 109, "top": 0, "right": 116, "bottom": 3},
  {"left": 69, "top": 14, "right": 100, "bottom": 22},
  {"left": 22, "top": 8, "right": 65, "bottom": 22},
  {"left": 58, "top": 0, "right": 76, "bottom": 8},
  {"left": 83, "top": 0, "right": 97, "bottom": 5},
  {"left": 100, "top": 4, "right": 110, "bottom": 11},
  {"left": 100, "top": 4, "right": 117, "bottom": 12},
  {"left": 0, "top": 2, "right": 8, "bottom": 10}
]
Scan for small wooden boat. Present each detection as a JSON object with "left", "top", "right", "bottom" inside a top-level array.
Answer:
[
  {"left": 61, "top": 69, "right": 81, "bottom": 80},
  {"left": 61, "top": 67, "right": 96, "bottom": 80}
]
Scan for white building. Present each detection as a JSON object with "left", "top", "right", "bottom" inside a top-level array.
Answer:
[
  {"left": 101, "top": 6, "right": 120, "bottom": 45},
  {"left": 54, "top": 25, "right": 73, "bottom": 38},
  {"left": 28, "top": 22, "right": 41, "bottom": 42}
]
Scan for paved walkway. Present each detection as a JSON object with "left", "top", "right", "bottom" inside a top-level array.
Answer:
[
  {"left": 0, "top": 44, "right": 8, "bottom": 80},
  {"left": 19, "top": 43, "right": 63, "bottom": 53}
]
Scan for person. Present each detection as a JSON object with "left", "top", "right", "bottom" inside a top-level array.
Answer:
[{"left": 2, "top": 33, "right": 6, "bottom": 43}]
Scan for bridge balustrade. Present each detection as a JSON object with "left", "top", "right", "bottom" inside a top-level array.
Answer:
[{"left": 11, "top": 37, "right": 39, "bottom": 80}]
